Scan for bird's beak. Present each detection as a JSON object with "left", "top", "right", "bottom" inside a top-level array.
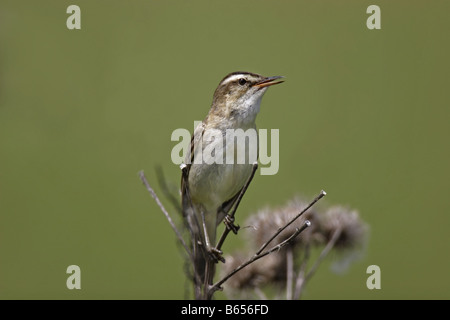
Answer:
[{"left": 253, "top": 76, "right": 284, "bottom": 88}]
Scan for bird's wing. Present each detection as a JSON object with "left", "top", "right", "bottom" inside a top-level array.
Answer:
[{"left": 181, "top": 122, "right": 205, "bottom": 217}]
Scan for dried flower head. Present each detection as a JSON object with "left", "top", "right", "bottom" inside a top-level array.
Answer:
[
  {"left": 318, "top": 205, "right": 368, "bottom": 250},
  {"left": 221, "top": 250, "right": 286, "bottom": 292},
  {"left": 245, "top": 197, "right": 320, "bottom": 250}
]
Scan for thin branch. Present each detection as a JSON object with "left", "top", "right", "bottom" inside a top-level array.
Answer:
[
  {"left": 286, "top": 247, "right": 294, "bottom": 300},
  {"left": 139, "top": 170, "right": 190, "bottom": 256},
  {"left": 208, "top": 221, "right": 311, "bottom": 299},
  {"left": 295, "top": 228, "right": 342, "bottom": 299},
  {"left": 306, "top": 228, "right": 342, "bottom": 281},
  {"left": 141, "top": 170, "right": 204, "bottom": 297},
  {"left": 254, "top": 287, "right": 268, "bottom": 300},
  {"left": 256, "top": 190, "right": 326, "bottom": 256},
  {"left": 155, "top": 165, "right": 182, "bottom": 214},
  {"left": 293, "top": 243, "right": 311, "bottom": 300}
]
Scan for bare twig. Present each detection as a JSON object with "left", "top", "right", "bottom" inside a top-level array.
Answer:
[
  {"left": 139, "top": 170, "right": 190, "bottom": 256},
  {"left": 208, "top": 221, "right": 311, "bottom": 299},
  {"left": 256, "top": 190, "right": 326, "bottom": 256},
  {"left": 155, "top": 165, "right": 182, "bottom": 214},
  {"left": 286, "top": 247, "right": 294, "bottom": 300},
  {"left": 141, "top": 166, "right": 330, "bottom": 300},
  {"left": 295, "top": 228, "right": 342, "bottom": 299},
  {"left": 254, "top": 287, "right": 268, "bottom": 300},
  {"left": 293, "top": 243, "right": 311, "bottom": 300},
  {"left": 141, "top": 170, "right": 204, "bottom": 296}
]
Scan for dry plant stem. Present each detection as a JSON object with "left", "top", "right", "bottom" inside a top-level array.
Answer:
[
  {"left": 139, "top": 171, "right": 191, "bottom": 257},
  {"left": 140, "top": 170, "right": 205, "bottom": 295},
  {"left": 208, "top": 221, "right": 311, "bottom": 299},
  {"left": 155, "top": 165, "right": 182, "bottom": 214},
  {"left": 256, "top": 190, "right": 327, "bottom": 256},
  {"left": 216, "top": 162, "right": 259, "bottom": 252},
  {"left": 293, "top": 243, "right": 311, "bottom": 300},
  {"left": 295, "top": 228, "right": 342, "bottom": 299},
  {"left": 286, "top": 247, "right": 294, "bottom": 300},
  {"left": 203, "top": 260, "right": 215, "bottom": 299},
  {"left": 254, "top": 287, "right": 268, "bottom": 300}
]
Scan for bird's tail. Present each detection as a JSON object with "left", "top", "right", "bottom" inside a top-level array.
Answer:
[
  {"left": 192, "top": 232, "right": 206, "bottom": 297},
  {"left": 181, "top": 169, "right": 218, "bottom": 299},
  {"left": 183, "top": 202, "right": 218, "bottom": 299}
]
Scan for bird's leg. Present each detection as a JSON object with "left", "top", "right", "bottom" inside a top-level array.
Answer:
[
  {"left": 215, "top": 163, "right": 259, "bottom": 254},
  {"left": 200, "top": 210, "right": 225, "bottom": 263},
  {"left": 222, "top": 162, "right": 258, "bottom": 236}
]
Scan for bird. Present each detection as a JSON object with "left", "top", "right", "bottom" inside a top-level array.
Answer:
[{"left": 181, "top": 71, "right": 284, "bottom": 296}]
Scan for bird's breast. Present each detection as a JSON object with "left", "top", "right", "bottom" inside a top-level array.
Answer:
[{"left": 188, "top": 127, "right": 257, "bottom": 211}]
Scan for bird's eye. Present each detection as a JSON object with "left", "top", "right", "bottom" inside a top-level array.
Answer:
[{"left": 238, "top": 78, "right": 247, "bottom": 86}]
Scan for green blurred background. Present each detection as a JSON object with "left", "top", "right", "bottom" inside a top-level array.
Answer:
[{"left": 1, "top": 0, "right": 449, "bottom": 299}]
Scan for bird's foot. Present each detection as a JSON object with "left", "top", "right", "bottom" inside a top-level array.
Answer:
[
  {"left": 207, "top": 246, "right": 225, "bottom": 263},
  {"left": 224, "top": 214, "right": 240, "bottom": 235}
]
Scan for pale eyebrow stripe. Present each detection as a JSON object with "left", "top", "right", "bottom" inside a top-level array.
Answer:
[
  {"left": 219, "top": 71, "right": 262, "bottom": 86},
  {"left": 220, "top": 74, "right": 249, "bottom": 85}
]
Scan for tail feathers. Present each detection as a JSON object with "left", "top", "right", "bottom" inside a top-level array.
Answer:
[
  {"left": 182, "top": 201, "right": 207, "bottom": 296},
  {"left": 182, "top": 177, "right": 218, "bottom": 297},
  {"left": 184, "top": 204, "right": 220, "bottom": 298},
  {"left": 192, "top": 234, "right": 206, "bottom": 285}
]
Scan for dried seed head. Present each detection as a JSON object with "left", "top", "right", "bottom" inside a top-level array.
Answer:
[
  {"left": 245, "top": 197, "right": 320, "bottom": 250},
  {"left": 220, "top": 250, "right": 286, "bottom": 291},
  {"left": 318, "top": 205, "right": 368, "bottom": 250},
  {"left": 220, "top": 252, "right": 259, "bottom": 290}
]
